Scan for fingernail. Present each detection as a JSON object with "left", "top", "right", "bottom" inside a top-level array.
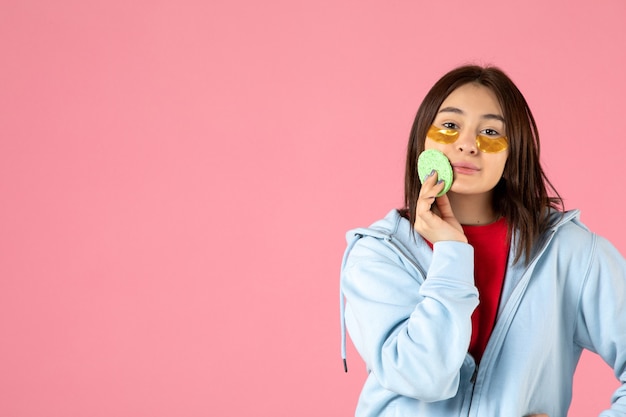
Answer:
[
  {"left": 436, "top": 180, "right": 444, "bottom": 185},
  {"left": 429, "top": 170, "right": 435, "bottom": 177}
]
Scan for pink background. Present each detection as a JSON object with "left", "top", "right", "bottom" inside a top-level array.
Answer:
[{"left": 1, "top": 0, "right": 625, "bottom": 415}]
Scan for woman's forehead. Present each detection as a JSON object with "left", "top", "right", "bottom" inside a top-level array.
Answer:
[{"left": 438, "top": 83, "right": 504, "bottom": 118}]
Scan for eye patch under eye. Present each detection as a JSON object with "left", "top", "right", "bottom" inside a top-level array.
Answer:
[
  {"left": 476, "top": 134, "right": 508, "bottom": 153},
  {"left": 427, "top": 125, "right": 459, "bottom": 144},
  {"left": 427, "top": 125, "right": 508, "bottom": 153}
]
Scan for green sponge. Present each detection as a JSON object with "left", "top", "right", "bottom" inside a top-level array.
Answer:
[{"left": 418, "top": 149, "right": 453, "bottom": 197}]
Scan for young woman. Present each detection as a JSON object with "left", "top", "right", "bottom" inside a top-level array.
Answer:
[{"left": 339, "top": 65, "right": 626, "bottom": 417}]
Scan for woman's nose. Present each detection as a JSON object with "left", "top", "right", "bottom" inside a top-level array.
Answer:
[{"left": 455, "top": 131, "right": 478, "bottom": 154}]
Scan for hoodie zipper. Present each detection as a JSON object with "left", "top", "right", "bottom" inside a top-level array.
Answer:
[
  {"left": 385, "top": 235, "right": 428, "bottom": 281},
  {"left": 466, "top": 366, "right": 478, "bottom": 416},
  {"left": 464, "top": 229, "right": 557, "bottom": 417}
]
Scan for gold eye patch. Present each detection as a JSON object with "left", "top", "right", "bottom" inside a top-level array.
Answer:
[
  {"left": 427, "top": 125, "right": 508, "bottom": 153},
  {"left": 427, "top": 125, "right": 459, "bottom": 144},
  {"left": 476, "top": 134, "right": 508, "bottom": 153}
]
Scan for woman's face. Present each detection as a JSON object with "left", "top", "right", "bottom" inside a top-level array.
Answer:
[{"left": 425, "top": 82, "right": 509, "bottom": 197}]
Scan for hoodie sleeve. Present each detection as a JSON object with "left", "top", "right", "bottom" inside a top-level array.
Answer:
[
  {"left": 341, "top": 234, "right": 479, "bottom": 401},
  {"left": 574, "top": 234, "right": 626, "bottom": 416}
]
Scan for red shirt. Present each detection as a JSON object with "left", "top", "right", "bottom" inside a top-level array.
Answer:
[
  {"left": 426, "top": 217, "right": 509, "bottom": 363},
  {"left": 462, "top": 217, "right": 509, "bottom": 363}
]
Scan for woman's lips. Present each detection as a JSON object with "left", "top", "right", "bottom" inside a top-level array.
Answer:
[{"left": 452, "top": 162, "right": 480, "bottom": 175}]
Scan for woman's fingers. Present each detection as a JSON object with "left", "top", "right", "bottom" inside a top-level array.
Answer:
[
  {"left": 416, "top": 171, "right": 445, "bottom": 219},
  {"left": 414, "top": 171, "right": 466, "bottom": 243}
]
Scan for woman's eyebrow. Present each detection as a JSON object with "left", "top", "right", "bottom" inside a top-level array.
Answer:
[
  {"left": 438, "top": 107, "right": 505, "bottom": 123},
  {"left": 438, "top": 106, "right": 464, "bottom": 115},
  {"left": 483, "top": 113, "right": 505, "bottom": 123}
]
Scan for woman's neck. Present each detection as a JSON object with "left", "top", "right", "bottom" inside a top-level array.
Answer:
[{"left": 444, "top": 191, "right": 497, "bottom": 225}]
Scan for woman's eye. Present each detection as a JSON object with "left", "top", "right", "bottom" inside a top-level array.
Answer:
[
  {"left": 482, "top": 128, "right": 500, "bottom": 137},
  {"left": 442, "top": 122, "right": 459, "bottom": 130}
]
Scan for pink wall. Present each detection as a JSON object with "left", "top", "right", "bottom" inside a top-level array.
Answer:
[{"left": 1, "top": 0, "right": 624, "bottom": 415}]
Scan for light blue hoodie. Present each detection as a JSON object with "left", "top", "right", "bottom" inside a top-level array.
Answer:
[{"left": 340, "top": 209, "right": 626, "bottom": 416}]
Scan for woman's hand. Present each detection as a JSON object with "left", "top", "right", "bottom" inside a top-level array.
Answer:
[{"left": 413, "top": 170, "right": 467, "bottom": 244}]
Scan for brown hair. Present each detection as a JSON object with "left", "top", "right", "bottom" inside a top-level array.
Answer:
[{"left": 401, "top": 65, "right": 563, "bottom": 264}]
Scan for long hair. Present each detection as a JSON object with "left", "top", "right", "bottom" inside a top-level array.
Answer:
[{"left": 402, "top": 65, "right": 563, "bottom": 264}]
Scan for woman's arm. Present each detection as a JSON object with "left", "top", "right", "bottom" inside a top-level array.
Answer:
[
  {"left": 342, "top": 235, "right": 478, "bottom": 401},
  {"left": 574, "top": 235, "right": 626, "bottom": 416}
]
